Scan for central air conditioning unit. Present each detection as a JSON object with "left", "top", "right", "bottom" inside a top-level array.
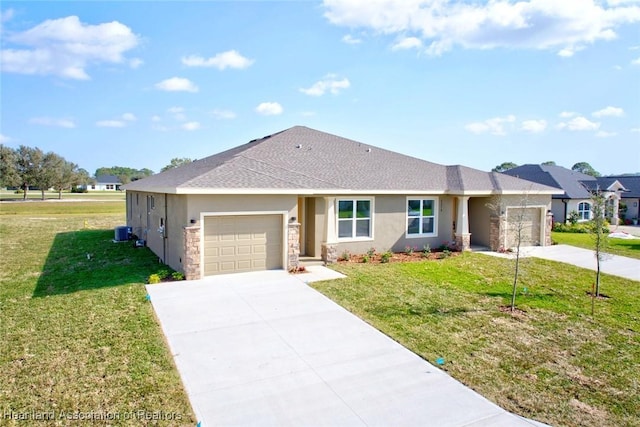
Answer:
[{"left": 114, "top": 226, "right": 131, "bottom": 242}]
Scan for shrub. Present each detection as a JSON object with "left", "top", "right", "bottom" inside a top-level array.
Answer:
[
  {"left": 147, "top": 274, "right": 161, "bottom": 284},
  {"left": 567, "top": 210, "right": 580, "bottom": 225},
  {"left": 339, "top": 250, "right": 351, "bottom": 261},
  {"left": 380, "top": 251, "right": 392, "bottom": 263},
  {"left": 361, "top": 254, "right": 370, "bottom": 263},
  {"left": 157, "top": 269, "right": 171, "bottom": 279},
  {"left": 421, "top": 244, "right": 431, "bottom": 257},
  {"left": 71, "top": 186, "right": 88, "bottom": 193},
  {"left": 171, "top": 272, "right": 185, "bottom": 281},
  {"left": 404, "top": 246, "right": 415, "bottom": 255},
  {"left": 366, "top": 247, "right": 376, "bottom": 257}
]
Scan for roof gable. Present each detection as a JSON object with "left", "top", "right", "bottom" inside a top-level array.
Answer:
[
  {"left": 125, "top": 126, "right": 560, "bottom": 195},
  {"left": 95, "top": 175, "right": 121, "bottom": 184},
  {"left": 503, "top": 164, "right": 596, "bottom": 199}
]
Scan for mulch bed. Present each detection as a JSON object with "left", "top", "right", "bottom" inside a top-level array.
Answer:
[{"left": 339, "top": 250, "right": 461, "bottom": 264}]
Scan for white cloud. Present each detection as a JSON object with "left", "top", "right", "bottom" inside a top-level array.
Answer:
[
  {"left": 1, "top": 15, "right": 139, "bottom": 80},
  {"left": 155, "top": 77, "right": 199, "bottom": 92},
  {"left": 631, "top": 57, "right": 640, "bottom": 65},
  {"left": 520, "top": 119, "right": 547, "bottom": 133},
  {"left": 211, "top": 109, "right": 237, "bottom": 120},
  {"left": 151, "top": 115, "right": 161, "bottom": 122},
  {"left": 464, "top": 115, "right": 516, "bottom": 136},
  {"left": 557, "top": 46, "right": 585, "bottom": 57},
  {"left": 630, "top": 127, "right": 640, "bottom": 133},
  {"left": 96, "top": 120, "right": 125, "bottom": 128},
  {"left": 255, "top": 102, "right": 283, "bottom": 116},
  {"left": 182, "top": 121, "right": 201, "bottom": 131},
  {"left": 323, "top": 0, "right": 640, "bottom": 56},
  {"left": 557, "top": 116, "right": 600, "bottom": 131},
  {"left": 595, "top": 130, "right": 618, "bottom": 137},
  {"left": 122, "top": 113, "right": 137, "bottom": 121},
  {"left": 29, "top": 117, "right": 76, "bottom": 128},
  {"left": 181, "top": 50, "right": 254, "bottom": 70},
  {"left": 129, "top": 58, "right": 144, "bottom": 69},
  {"left": 300, "top": 74, "right": 351, "bottom": 96},
  {"left": 559, "top": 111, "right": 578, "bottom": 118},
  {"left": 0, "top": 133, "right": 11, "bottom": 143},
  {"left": 613, "top": 64, "right": 622, "bottom": 70},
  {"left": 1, "top": 8, "right": 14, "bottom": 23},
  {"left": 167, "top": 106, "right": 186, "bottom": 121},
  {"left": 592, "top": 106, "right": 624, "bottom": 117},
  {"left": 342, "top": 34, "right": 362, "bottom": 44},
  {"left": 392, "top": 37, "right": 422, "bottom": 51}
]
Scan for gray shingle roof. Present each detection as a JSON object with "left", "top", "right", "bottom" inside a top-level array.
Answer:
[
  {"left": 608, "top": 176, "right": 640, "bottom": 198},
  {"left": 95, "top": 175, "right": 121, "bottom": 184},
  {"left": 502, "top": 164, "right": 596, "bottom": 199},
  {"left": 125, "top": 126, "right": 560, "bottom": 195}
]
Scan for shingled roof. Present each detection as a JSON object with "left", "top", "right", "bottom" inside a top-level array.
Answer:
[
  {"left": 125, "top": 126, "right": 560, "bottom": 195},
  {"left": 503, "top": 164, "right": 629, "bottom": 199}
]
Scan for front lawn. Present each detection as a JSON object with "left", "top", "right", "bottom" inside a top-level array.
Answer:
[
  {"left": 0, "top": 201, "right": 195, "bottom": 425},
  {"left": 312, "top": 255, "right": 639, "bottom": 427},
  {"left": 552, "top": 231, "right": 640, "bottom": 259}
]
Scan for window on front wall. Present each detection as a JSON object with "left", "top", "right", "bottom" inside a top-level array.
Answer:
[
  {"left": 106, "top": 184, "right": 114, "bottom": 190},
  {"left": 578, "top": 202, "right": 591, "bottom": 221},
  {"left": 407, "top": 198, "right": 437, "bottom": 236},
  {"left": 338, "top": 199, "right": 372, "bottom": 239}
]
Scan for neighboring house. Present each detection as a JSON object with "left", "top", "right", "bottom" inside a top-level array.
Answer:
[
  {"left": 502, "top": 165, "right": 627, "bottom": 224},
  {"left": 81, "top": 175, "right": 122, "bottom": 191},
  {"left": 608, "top": 175, "right": 640, "bottom": 222},
  {"left": 124, "top": 126, "right": 560, "bottom": 279}
]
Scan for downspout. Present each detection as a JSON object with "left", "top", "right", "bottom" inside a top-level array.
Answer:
[
  {"left": 561, "top": 198, "right": 568, "bottom": 223},
  {"left": 163, "top": 193, "right": 168, "bottom": 264}
]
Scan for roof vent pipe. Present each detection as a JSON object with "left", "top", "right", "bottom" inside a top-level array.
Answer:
[
  {"left": 366, "top": 148, "right": 372, "bottom": 152},
  {"left": 296, "top": 144, "right": 302, "bottom": 148}
]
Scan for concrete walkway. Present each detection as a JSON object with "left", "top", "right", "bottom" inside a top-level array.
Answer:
[
  {"left": 482, "top": 244, "right": 640, "bottom": 282},
  {"left": 147, "top": 269, "right": 547, "bottom": 427}
]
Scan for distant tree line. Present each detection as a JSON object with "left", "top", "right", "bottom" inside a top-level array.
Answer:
[
  {"left": 94, "top": 166, "right": 154, "bottom": 184},
  {"left": 1, "top": 145, "right": 91, "bottom": 199}
]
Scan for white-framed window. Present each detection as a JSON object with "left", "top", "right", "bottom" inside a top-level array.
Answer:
[
  {"left": 578, "top": 202, "right": 591, "bottom": 221},
  {"left": 106, "top": 184, "right": 114, "bottom": 190},
  {"left": 337, "top": 199, "right": 373, "bottom": 240},
  {"left": 407, "top": 198, "right": 437, "bottom": 237}
]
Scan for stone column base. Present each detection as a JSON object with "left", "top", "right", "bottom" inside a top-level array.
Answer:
[
  {"left": 321, "top": 243, "right": 338, "bottom": 264},
  {"left": 455, "top": 233, "right": 471, "bottom": 251},
  {"left": 288, "top": 222, "right": 300, "bottom": 270},
  {"left": 183, "top": 225, "right": 201, "bottom": 281}
]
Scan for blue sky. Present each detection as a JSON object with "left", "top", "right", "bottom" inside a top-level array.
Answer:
[{"left": 1, "top": 0, "right": 639, "bottom": 177}]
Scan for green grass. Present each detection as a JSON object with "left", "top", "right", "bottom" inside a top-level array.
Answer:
[
  {"left": 312, "top": 255, "right": 640, "bottom": 427},
  {"left": 552, "top": 231, "right": 640, "bottom": 259},
  {"left": 0, "top": 202, "right": 195, "bottom": 425}
]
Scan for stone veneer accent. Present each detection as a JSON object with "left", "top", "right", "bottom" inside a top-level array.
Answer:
[
  {"left": 455, "top": 233, "right": 472, "bottom": 251},
  {"left": 544, "top": 211, "right": 553, "bottom": 246},
  {"left": 321, "top": 243, "right": 338, "bottom": 264},
  {"left": 489, "top": 214, "right": 506, "bottom": 251},
  {"left": 183, "top": 225, "right": 201, "bottom": 281},
  {"left": 287, "top": 222, "right": 300, "bottom": 270}
]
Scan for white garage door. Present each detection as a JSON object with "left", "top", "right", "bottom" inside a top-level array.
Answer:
[
  {"left": 203, "top": 215, "right": 283, "bottom": 276},
  {"left": 506, "top": 208, "right": 541, "bottom": 248}
]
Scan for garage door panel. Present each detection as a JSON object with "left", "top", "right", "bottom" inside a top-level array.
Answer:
[
  {"left": 203, "top": 215, "right": 283, "bottom": 276},
  {"left": 507, "top": 208, "right": 541, "bottom": 247}
]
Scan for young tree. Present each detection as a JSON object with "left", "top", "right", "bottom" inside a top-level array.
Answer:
[
  {"left": 52, "top": 160, "right": 83, "bottom": 199},
  {"left": 31, "top": 152, "right": 65, "bottom": 200},
  {"left": 487, "top": 192, "right": 534, "bottom": 312},
  {"left": 590, "top": 188, "right": 609, "bottom": 299}
]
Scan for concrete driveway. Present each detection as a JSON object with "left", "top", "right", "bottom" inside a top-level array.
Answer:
[
  {"left": 522, "top": 245, "right": 640, "bottom": 282},
  {"left": 147, "top": 268, "right": 546, "bottom": 427}
]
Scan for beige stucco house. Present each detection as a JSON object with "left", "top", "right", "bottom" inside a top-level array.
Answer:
[{"left": 124, "top": 126, "right": 561, "bottom": 279}]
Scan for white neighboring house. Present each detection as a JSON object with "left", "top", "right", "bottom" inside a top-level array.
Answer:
[{"left": 83, "top": 175, "right": 122, "bottom": 191}]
